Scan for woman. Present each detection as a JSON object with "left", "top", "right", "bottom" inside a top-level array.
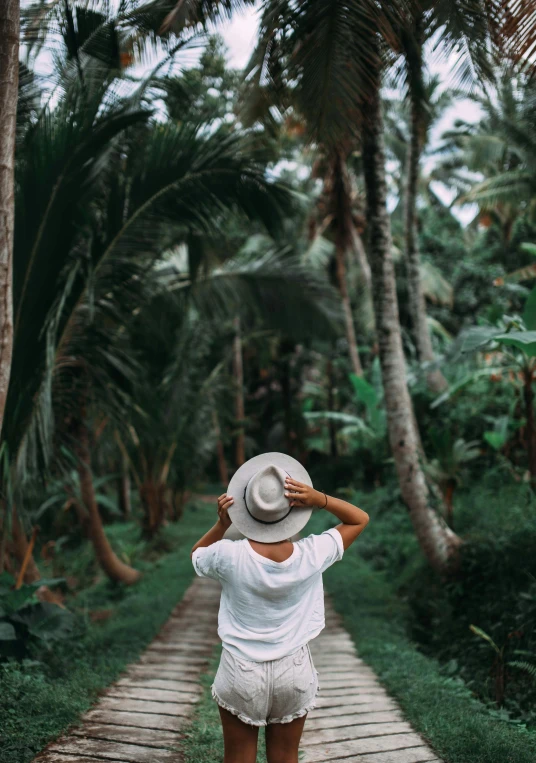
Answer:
[{"left": 191, "top": 452, "right": 369, "bottom": 763}]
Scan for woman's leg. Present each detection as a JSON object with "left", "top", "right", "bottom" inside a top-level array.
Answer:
[
  {"left": 218, "top": 706, "right": 260, "bottom": 763},
  {"left": 265, "top": 714, "right": 308, "bottom": 763}
]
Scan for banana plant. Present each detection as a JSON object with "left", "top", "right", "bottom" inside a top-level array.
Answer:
[{"left": 436, "top": 285, "right": 536, "bottom": 487}]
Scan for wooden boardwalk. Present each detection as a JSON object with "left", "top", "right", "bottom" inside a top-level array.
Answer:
[{"left": 34, "top": 577, "right": 441, "bottom": 763}]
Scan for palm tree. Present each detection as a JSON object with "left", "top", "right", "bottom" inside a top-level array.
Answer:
[
  {"left": 247, "top": 0, "right": 462, "bottom": 572},
  {"left": 4, "top": 24, "right": 296, "bottom": 580},
  {"left": 0, "top": 0, "right": 19, "bottom": 439},
  {"left": 437, "top": 72, "right": 536, "bottom": 244}
]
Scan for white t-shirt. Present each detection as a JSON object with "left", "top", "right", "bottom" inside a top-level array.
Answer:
[{"left": 191, "top": 527, "right": 344, "bottom": 662}]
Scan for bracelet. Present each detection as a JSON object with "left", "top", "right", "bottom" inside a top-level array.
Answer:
[{"left": 320, "top": 491, "right": 328, "bottom": 508}]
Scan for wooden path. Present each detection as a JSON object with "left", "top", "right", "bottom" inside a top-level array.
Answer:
[
  {"left": 33, "top": 577, "right": 442, "bottom": 763},
  {"left": 33, "top": 577, "right": 221, "bottom": 763}
]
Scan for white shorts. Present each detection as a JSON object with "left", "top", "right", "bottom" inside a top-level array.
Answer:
[{"left": 211, "top": 642, "right": 320, "bottom": 726}]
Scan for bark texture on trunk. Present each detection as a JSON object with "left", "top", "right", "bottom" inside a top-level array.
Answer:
[
  {"left": 212, "top": 408, "right": 228, "bottom": 486},
  {"left": 405, "top": 45, "right": 447, "bottom": 394},
  {"left": 118, "top": 454, "right": 131, "bottom": 517},
  {"left": 332, "top": 152, "right": 363, "bottom": 376},
  {"left": 140, "top": 479, "right": 169, "bottom": 537},
  {"left": 76, "top": 421, "right": 140, "bottom": 584},
  {"left": 352, "top": 227, "right": 372, "bottom": 295},
  {"left": 362, "top": 83, "right": 461, "bottom": 573},
  {"left": 233, "top": 315, "right": 245, "bottom": 468},
  {"left": 0, "top": 1, "right": 18, "bottom": 435}
]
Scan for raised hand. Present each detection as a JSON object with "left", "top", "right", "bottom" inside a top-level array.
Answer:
[
  {"left": 284, "top": 477, "right": 324, "bottom": 508},
  {"left": 217, "top": 493, "right": 234, "bottom": 528}
]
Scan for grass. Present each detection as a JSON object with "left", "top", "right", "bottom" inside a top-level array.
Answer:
[
  {"left": 306, "top": 508, "right": 536, "bottom": 763},
  {"left": 0, "top": 499, "right": 212, "bottom": 763}
]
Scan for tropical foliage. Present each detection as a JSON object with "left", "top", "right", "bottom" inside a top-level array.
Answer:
[{"left": 1, "top": 0, "right": 536, "bottom": 760}]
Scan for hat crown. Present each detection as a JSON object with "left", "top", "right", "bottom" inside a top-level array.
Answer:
[{"left": 245, "top": 465, "right": 290, "bottom": 523}]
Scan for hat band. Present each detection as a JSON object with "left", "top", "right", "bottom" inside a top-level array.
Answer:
[{"left": 243, "top": 471, "right": 293, "bottom": 525}]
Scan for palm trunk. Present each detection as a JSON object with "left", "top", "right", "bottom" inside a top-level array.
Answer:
[
  {"left": 362, "top": 78, "right": 461, "bottom": 573},
  {"left": 212, "top": 408, "right": 228, "bottom": 486},
  {"left": 118, "top": 453, "right": 131, "bottom": 517},
  {"left": 140, "top": 477, "right": 168, "bottom": 537},
  {"left": 233, "top": 315, "right": 245, "bottom": 468},
  {"left": 76, "top": 420, "right": 140, "bottom": 584},
  {"left": 405, "top": 42, "right": 447, "bottom": 394},
  {"left": 326, "top": 358, "right": 338, "bottom": 458},
  {"left": 0, "top": 1, "right": 18, "bottom": 434},
  {"left": 332, "top": 153, "right": 364, "bottom": 376},
  {"left": 352, "top": 227, "right": 372, "bottom": 294},
  {"left": 336, "top": 241, "right": 364, "bottom": 376}
]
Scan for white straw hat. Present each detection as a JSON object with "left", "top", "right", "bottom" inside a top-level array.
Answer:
[{"left": 227, "top": 452, "right": 315, "bottom": 542}]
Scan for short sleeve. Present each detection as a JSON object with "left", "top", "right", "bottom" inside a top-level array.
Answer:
[
  {"left": 192, "top": 544, "right": 221, "bottom": 580},
  {"left": 304, "top": 527, "right": 344, "bottom": 574}
]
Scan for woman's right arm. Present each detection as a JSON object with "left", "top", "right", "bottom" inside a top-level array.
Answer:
[{"left": 284, "top": 477, "right": 369, "bottom": 551}]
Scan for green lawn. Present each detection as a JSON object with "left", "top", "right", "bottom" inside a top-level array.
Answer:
[{"left": 0, "top": 500, "right": 211, "bottom": 763}]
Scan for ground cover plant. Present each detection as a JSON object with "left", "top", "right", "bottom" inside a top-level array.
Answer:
[{"left": 0, "top": 500, "right": 211, "bottom": 763}]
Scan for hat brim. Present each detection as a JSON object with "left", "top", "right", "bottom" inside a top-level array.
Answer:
[{"left": 227, "top": 452, "right": 314, "bottom": 542}]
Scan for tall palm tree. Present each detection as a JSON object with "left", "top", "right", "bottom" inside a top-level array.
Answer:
[
  {"left": 0, "top": 0, "right": 19, "bottom": 439},
  {"left": 248, "top": 0, "right": 462, "bottom": 572}
]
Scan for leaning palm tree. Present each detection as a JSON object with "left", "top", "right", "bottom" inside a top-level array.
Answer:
[
  {"left": 4, "top": 28, "right": 295, "bottom": 582},
  {"left": 385, "top": 75, "right": 453, "bottom": 391}
]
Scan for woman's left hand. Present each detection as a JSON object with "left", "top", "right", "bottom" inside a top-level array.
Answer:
[{"left": 217, "top": 493, "right": 233, "bottom": 529}]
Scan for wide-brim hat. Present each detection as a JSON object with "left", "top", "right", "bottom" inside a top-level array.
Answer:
[{"left": 227, "top": 452, "right": 315, "bottom": 542}]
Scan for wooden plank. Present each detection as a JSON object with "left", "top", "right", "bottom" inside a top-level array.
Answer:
[
  {"left": 319, "top": 671, "right": 383, "bottom": 689},
  {"left": 315, "top": 693, "right": 391, "bottom": 708},
  {"left": 316, "top": 751, "right": 439, "bottom": 763},
  {"left": 116, "top": 677, "right": 200, "bottom": 691},
  {"left": 138, "top": 653, "right": 208, "bottom": 665},
  {"left": 305, "top": 710, "right": 404, "bottom": 730},
  {"left": 48, "top": 738, "right": 181, "bottom": 763},
  {"left": 143, "top": 643, "right": 212, "bottom": 654},
  {"left": 297, "top": 733, "right": 427, "bottom": 761},
  {"left": 312, "top": 657, "right": 364, "bottom": 668},
  {"left": 310, "top": 699, "right": 398, "bottom": 717},
  {"left": 154, "top": 636, "right": 215, "bottom": 647},
  {"left": 35, "top": 755, "right": 125, "bottom": 763},
  {"left": 97, "top": 697, "right": 193, "bottom": 716},
  {"left": 105, "top": 686, "right": 199, "bottom": 703},
  {"left": 302, "top": 721, "right": 413, "bottom": 745},
  {"left": 319, "top": 686, "right": 387, "bottom": 697},
  {"left": 71, "top": 723, "right": 182, "bottom": 748},
  {"left": 82, "top": 709, "right": 186, "bottom": 732},
  {"left": 125, "top": 667, "right": 201, "bottom": 682}
]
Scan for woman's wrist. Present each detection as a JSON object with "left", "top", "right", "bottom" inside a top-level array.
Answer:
[{"left": 313, "top": 489, "right": 329, "bottom": 509}]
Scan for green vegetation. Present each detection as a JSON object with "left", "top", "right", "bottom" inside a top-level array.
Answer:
[
  {"left": 312, "top": 504, "right": 536, "bottom": 763},
  {"left": 0, "top": 500, "right": 210, "bottom": 763},
  {"left": 1, "top": 1, "right": 536, "bottom": 761}
]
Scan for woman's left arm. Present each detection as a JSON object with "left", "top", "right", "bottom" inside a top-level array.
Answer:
[{"left": 190, "top": 494, "right": 233, "bottom": 557}]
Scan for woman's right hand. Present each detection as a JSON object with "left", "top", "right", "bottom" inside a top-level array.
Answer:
[{"left": 284, "top": 477, "right": 325, "bottom": 508}]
